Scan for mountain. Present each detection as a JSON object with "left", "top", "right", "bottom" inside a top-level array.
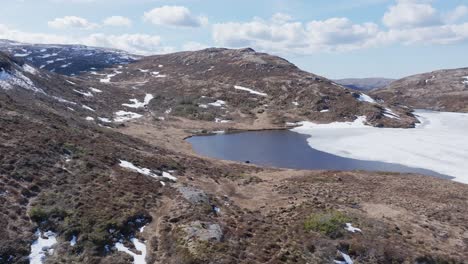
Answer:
[
  {"left": 334, "top": 78, "right": 395, "bottom": 91},
  {"left": 370, "top": 68, "right": 468, "bottom": 112},
  {"left": 1, "top": 49, "right": 467, "bottom": 263},
  {"left": 76, "top": 47, "right": 417, "bottom": 128},
  {"left": 0, "top": 39, "right": 139, "bottom": 76}
]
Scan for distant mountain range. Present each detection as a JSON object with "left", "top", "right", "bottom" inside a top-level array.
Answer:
[{"left": 333, "top": 78, "right": 395, "bottom": 91}]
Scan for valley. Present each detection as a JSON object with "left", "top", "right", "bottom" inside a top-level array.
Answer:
[{"left": 0, "top": 42, "right": 467, "bottom": 264}]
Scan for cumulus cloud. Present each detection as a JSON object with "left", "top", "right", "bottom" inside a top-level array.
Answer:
[
  {"left": 103, "top": 16, "right": 132, "bottom": 27},
  {"left": 444, "top": 5, "right": 468, "bottom": 23},
  {"left": 213, "top": 1, "right": 468, "bottom": 55},
  {"left": 0, "top": 24, "right": 173, "bottom": 55},
  {"left": 48, "top": 16, "right": 98, "bottom": 30},
  {"left": 143, "top": 6, "right": 208, "bottom": 27},
  {"left": 213, "top": 16, "right": 379, "bottom": 54},
  {"left": 382, "top": 0, "right": 440, "bottom": 28}
]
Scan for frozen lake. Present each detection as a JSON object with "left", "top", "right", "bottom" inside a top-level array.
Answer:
[{"left": 187, "top": 129, "right": 453, "bottom": 180}]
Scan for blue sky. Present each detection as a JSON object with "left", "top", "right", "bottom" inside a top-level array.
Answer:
[{"left": 1, "top": 0, "right": 468, "bottom": 79}]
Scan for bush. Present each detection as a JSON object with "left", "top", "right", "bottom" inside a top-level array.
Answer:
[
  {"left": 29, "top": 207, "right": 48, "bottom": 222},
  {"left": 304, "top": 211, "right": 350, "bottom": 238}
]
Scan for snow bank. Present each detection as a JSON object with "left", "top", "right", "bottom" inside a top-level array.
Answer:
[
  {"left": 114, "top": 111, "right": 143, "bottom": 122},
  {"left": 291, "top": 110, "right": 468, "bottom": 183},
  {"left": 208, "top": 100, "right": 226, "bottom": 107},
  {"left": 73, "top": 89, "right": 93, "bottom": 97},
  {"left": 215, "top": 118, "right": 231, "bottom": 123},
  {"left": 344, "top": 223, "right": 361, "bottom": 233},
  {"left": 356, "top": 93, "right": 376, "bottom": 104},
  {"left": 463, "top": 76, "right": 468, "bottom": 85},
  {"left": 82, "top": 105, "right": 95, "bottom": 112},
  {"left": 119, "top": 160, "right": 177, "bottom": 182},
  {"left": 334, "top": 251, "right": 353, "bottom": 264},
  {"left": 23, "top": 64, "right": 38, "bottom": 75},
  {"left": 89, "top": 87, "right": 102, "bottom": 93},
  {"left": 122, "top": 94, "right": 154, "bottom": 108},
  {"left": 29, "top": 230, "right": 57, "bottom": 264},
  {"left": 116, "top": 237, "right": 147, "bottom": 264},
  {"left": 234, "top": 85, "right": 267, "bottom": 96}
]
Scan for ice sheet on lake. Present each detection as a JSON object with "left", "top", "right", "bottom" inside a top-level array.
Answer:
[{"left": 292, "top": 110, "right": 468, "bottom": 184}]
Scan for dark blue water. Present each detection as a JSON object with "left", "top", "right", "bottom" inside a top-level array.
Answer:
[{"left": 186, "top": 130, "right": 453, "bottom": 180}]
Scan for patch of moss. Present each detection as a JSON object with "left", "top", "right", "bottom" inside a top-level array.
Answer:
[{"left": 304, "top": 211, "right": 350, "bottom": 238}]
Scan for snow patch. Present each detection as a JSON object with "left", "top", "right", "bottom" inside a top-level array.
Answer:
[
  {"left": 73, "top": 89, "right": 93, "bottom": 97},
  {"left": 344, "top": 223, "right": 361, "bottom": 233},
  {"left": 115, "top": 238, "right": 147, "bottom": 264},
  {"left": 122, "top": 94, "right": 154, "bottom": 108},
  {"left": 82, "top": 105, "right": 95, "bottom": 112},
  {"left": 119, "top": 160, "right": 177, "bottom": 182},
  {"left": 356, "top": 93, "right": 376, "bottom": 104},
  {"left": 462, "top": 76, "right": 468, "bottom": 85},
  {"left": 114, "top": 111, "right": 143, "bottom": 122},
  {"left": 215, "top": 118, "right": 231, "bottom": 123},
  {"left": 234, "top": 85, "right": 267, "bottom": 96},
  {"left": 383, "top": 108, "right": 400, "bottom": 119},
  {"left": 98, "top": 117, "right": 112, "bottom": 123},
  {"left": 23, "top": 64, "right": 38, "bottom": 75},
  {"left": 89, "top": 87, "right": 102, "bottom": 93},
  {"left": 29, "top": 230, "right": 57, "bottom": 264},
  {"left": 208, "top": 100, "right": 226, "bottom": 107},
  {"left": 85, "top": 117, "right": 94, "bottom": 121},
  {"left": 70, "top": 235, "right": 77, "bottom": 246}
]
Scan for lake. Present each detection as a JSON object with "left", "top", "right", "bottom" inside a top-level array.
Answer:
[{"left": 186, "top": 129, "right": 453, "bottom": 180}]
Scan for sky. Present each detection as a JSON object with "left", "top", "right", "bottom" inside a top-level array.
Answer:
[{"left": 0, "top": 0, "right": 468, "bottom": 79}]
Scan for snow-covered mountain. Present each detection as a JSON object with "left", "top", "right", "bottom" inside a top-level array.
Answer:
[{"left": 0, "top": 39, "right": 140, "bottom": 76}]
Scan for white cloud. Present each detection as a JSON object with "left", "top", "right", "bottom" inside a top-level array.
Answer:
[
  {"left": 143, "top": 6, "right": 208, "bottom": 27},
  {"left": 103, "top": 16, "right": 132, "bottom": 27},
  {"left": 0, "top": 24, "right": 173, "bottom": 55},
  {"left": 213, "top": 1, "right": 468, "bottom": 55},
  {"left": 84, "top": 33, "right": 173, "bottom": 54},
  {"left": 213, "top": 16, "right": 379, "bottom": 54},
  {"left": 444, "top": 5, "right": 468, "bottom": 23},
  {"left": 48, "top": 16, "right": 98, "bottom": 30},
  {"left": 382, "top": 0, "right": 440, "bottom": 28}
]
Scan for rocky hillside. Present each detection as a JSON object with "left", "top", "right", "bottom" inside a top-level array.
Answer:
[
  {"left": 371, "top": 68, "right": 468, "bottom": 112},
  {"left": 0, "top": 39, "right": 139, "bottom": 76},
  {"left": 77, "top": 47, "right": 417, "bottom": 128},
  {"left": 1, "top": 51, "right": 468, "bottom": 264},
  {"left": 334, "top": 78, "right": 395, "bottom": 91}
]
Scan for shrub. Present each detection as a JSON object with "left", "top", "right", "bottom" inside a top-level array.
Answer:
[{"left": 304, "top": 211, "right": 350, "bottom": 238}]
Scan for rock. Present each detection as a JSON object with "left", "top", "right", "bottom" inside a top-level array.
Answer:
[{"left": 183, "top": 221, "right": 223, "bottom": 242}]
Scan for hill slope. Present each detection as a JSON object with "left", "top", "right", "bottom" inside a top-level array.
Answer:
[
  {"left": 0, "top": 39, "right": 139, "bottom": 76},
  {"left": 77, "top": 48, "right": 417, "bottom": 128},
  {"left": 371, "top": 68, "right": 468, "bottom": 112}
]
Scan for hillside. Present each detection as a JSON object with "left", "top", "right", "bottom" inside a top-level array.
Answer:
[
  {"left": 1, "top": 50, "right": 467, "bottom": 263},
  {"left": 371, "top": 68, "right": 468, "bottom": 112},
  {"left": 0, "top": 39, "right": 139, "bottom": 76},
  {"left": 334, "top": 78, "right": 395, "bottom": 91},
  {"left": 76, "top": 47, "right": 417, "bottom": 128}
]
